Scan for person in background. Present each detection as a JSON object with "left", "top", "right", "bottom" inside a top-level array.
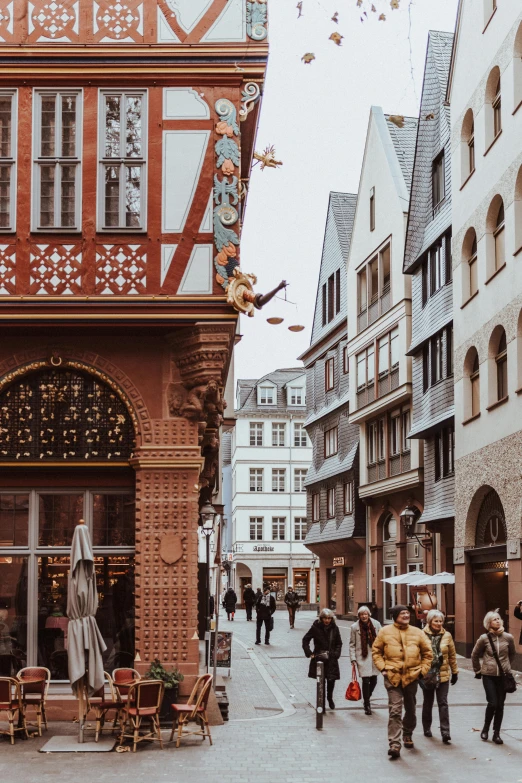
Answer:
[
  {"left": 472, "top": 609, "right": 516, "bottom": 744},
  {"left": 372, "top": 604, "right": 433, "bottom": 759},
  {"left": 302, "top": 608, "right": 342, "bottom": 710},
  {"left": 243, "top": 583, "right": 256, "bottom": 622},
  {"left": 350, "top": 605, "right": 382, "bottom": 715},
  {"left": 513, "top": 600, "right": 522, "bottom": 644},
  {"left": 284, "top": 585, "right": 301, "bottom": 629},
  {"left": 255, "top": 587, "right": 276, "bottom": 645},
  {"left": 223, "top": 586, "right": 237, "bottom": 621},
  {"left": 421, "top": 609, "right": 458, "bottom": 744}
]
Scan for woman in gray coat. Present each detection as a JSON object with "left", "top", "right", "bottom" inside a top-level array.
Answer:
[
  {"left": 471, "top": 609, "right": 516, "bottom": 744},
  {"left": 349, "top": 605, "right": 382, "bottom": 715}
]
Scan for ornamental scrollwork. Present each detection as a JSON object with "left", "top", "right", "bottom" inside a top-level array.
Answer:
[
  {"left": 239, "top": 82, "right": 261, "bottom": 121},
  {"left": 214, "top": 98, "right": 241, "bottom": 290},
  {"left": 246, "top": 0, "right": 268, "bottom": 41}
]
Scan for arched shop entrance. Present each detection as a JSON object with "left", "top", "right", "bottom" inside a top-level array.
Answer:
[
  {"left": 467, "top": 488, "right": 509, "bottom": 641},
  {"left": 0, "top": 367, "right": 136, "bottom": 680}
]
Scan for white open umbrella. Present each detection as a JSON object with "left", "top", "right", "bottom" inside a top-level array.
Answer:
[
  {"left": 381, "top": 572, "right": 425, "bottom": 585},
  {"left": 67, "top": 520, "right": 107, "bottom": 743},
  {"left": 381, "top": 571, "right": 455, "bottom": 586}
]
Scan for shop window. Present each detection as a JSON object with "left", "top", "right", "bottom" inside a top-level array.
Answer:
[
  {"left": 345, "top": 567, "right": 354, "bottom": 614},
  {"left": 38, "top": 494, "right": 84, "bottom": 547},
  {"left": 0, "top": 494, "right": 28, "bottom": 546},
  {"left": 92, "top": 493, "right": 135, "bottom": 547},
  {"left": 327, "top": 568, "right": 337, "bottom": 611}
]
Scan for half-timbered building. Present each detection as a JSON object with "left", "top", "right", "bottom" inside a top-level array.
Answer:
[{"left": 0, "top": 0, "right": 268, "bottom": 707}]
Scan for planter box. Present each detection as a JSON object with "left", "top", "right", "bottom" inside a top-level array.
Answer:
[{"left": 159, "top": 685, "right": 179, "bottom": 727}]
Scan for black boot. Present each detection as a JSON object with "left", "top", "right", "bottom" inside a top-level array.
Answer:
[
  {"left": 481, "top": 705, "right": 495, "bottom": 741},
  {"left": 364, "top": 702, "right": 372, "bottom": 715},
  {"left": 492, "top": 732, "right": 503, "bottom": 745}
]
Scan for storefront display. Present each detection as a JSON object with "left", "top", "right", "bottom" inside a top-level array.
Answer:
[
  {"left": 328, "top": 568, "right": 337, "bottom": 611},
  {"left": 293, "top": 569, "right": 309, "bottom": 603}
]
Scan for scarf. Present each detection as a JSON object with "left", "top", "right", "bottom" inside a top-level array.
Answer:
[
  {"left": 429, "top": 631, "right": 443, "bottom": 667},
  {"left": 359, "top": 618, "right": 377, "bottom": 659},
  {"left": 261, "top": 594, "right": 271, "bottom": 608}
]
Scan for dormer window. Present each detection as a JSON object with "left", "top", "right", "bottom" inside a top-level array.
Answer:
[
  {"left": 289, "top": 386, "right": 304, "bottom": 405},
  {"left": 259, "top": 385, "right": 275, "bottom": 405}
]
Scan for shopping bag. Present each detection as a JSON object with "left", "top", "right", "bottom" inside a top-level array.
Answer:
[{"left": 345, "top": 663, "right": 362, "bottom": 701}]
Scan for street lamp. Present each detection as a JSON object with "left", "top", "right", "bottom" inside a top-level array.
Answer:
[
  {"left": 400, "top": 506, "right": 417, "bottom": 538},
  {"left": 199, "top": 501, "right": 216, "bottom": 632}
]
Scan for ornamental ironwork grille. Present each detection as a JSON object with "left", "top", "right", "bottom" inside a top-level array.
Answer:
[
  {"left": 0, "top": 369, "right": 135, "bottom": 461},
  {"left": 475, "top": 489, "right": 507, "bottom": 547}
]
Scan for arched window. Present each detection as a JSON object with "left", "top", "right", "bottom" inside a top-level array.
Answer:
[
  {"left": 471, "top": 353, "right": 480, "bottom": 416},
  {"left": 383, "top": 514, "right": 397, "bottom": 542},
  {"left": 0, "top": 368, "right": 135, "bottom": 461},
  {"left": 464, "top": 347, "right": 480, "bottom": 421},
  {"left": 494, "top": 201, "right": 505, "bottom": 270},
  {"left": 515, "top": 166, "right": 522, "bottom": 252},
  {"left": 485, "top": 67, "right": 502, "bottom": 149},
  {"left": 514, "top": 23, "right": 522, "bottom": 110},
  {"left": 461, "top": 109, "right": 475, "bottom": 183},
  {"left": 475, "top": 489, "right": 506, "bottom": 547},
  {"left": 495, "top": 329, "right": 508, "bottom": 401},
  {"left": 469, "top": 235, "right": 478, "bottom": 295}
]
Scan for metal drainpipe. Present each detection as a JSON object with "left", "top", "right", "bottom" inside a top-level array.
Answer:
[
  {"left": 366, "top": 503, "right": 371, "bottom": 603},
  {"left": 288, "top": 413, "right": 293, "bottom": 592}
]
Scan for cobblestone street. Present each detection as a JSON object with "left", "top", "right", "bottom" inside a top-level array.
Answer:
[{"left": 3, "top": 611, "right": 522, "bottom": 783}]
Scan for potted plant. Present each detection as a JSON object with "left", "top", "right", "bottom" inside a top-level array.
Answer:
[{"left": 144, "top": 658, "right": 184, "bottom": 725}]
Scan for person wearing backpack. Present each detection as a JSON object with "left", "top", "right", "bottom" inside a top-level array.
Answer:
[
  {"left": 421, "top": 610, "right": 458, "bottom": 744},
  {"left": 471, "top": 609, "right": 516, "bottom": 744}
]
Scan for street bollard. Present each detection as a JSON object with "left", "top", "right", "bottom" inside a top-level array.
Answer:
[{"left": 316, "top": 659, "right": 325, "bottom": 730}]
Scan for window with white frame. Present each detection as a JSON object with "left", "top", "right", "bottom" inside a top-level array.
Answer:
[
  {"left": 327, "top": 487, "right": 335, "bottom": 518},
  {"left": 99, "top": 91, "right": 146, "bottom": 230},
  {"left": 249, "top": 422, "right": 263, "bottom": 446},
  {"left": 249, "top": 468, "right": 263, "bottom": 492},
  {"left": 344, "top": 481, "right": 353, "bottom": 514},
  {"left": 312, "top": 493, "right": 320, "bottom": 521},
  {"left": 272, "top": 423, "right": 286, "bottom": 447},
  {"left": 259, "top": 385, "right": 275, "bottom": 405},
  {"left": 0, "top": 92, "right": 15, "bottom": 230},
  {"left": 294, "top": 517, "right": 307, "bottom": 541},
  {"left": 34, "top": 90, "right": 81, "bottom": 230},
  {"left": 272, "top": 517, "right": 286, "bottom": 540},
  {"left": 289, "top": 386, "right": 304, "bottom": 405},
  {"left": 249, "top": 517, "right": 263, "bottom": 541},
  {"left": 294, "top": 468, "right": 307, "bottom": 492},
  {"left": 272, "top": 468, "right": 286, "bottom": 492},
  {"left": 324, "top": 426, "right": 338, "bottom": 458},
  {"left": 325, "top": 358, "right": 335, "bottom": 391},
  {"left": 294, "top": 423, "right": 307, "bottom": 447}
]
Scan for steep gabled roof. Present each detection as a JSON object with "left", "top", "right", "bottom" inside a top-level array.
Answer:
[
  {"left": 309, "top": 192, "right": 357, "bottom": 348},
  {"left": 384, "top": 115, "right": 419, "bottom": 193},
  {"left": 403, "top": 30, "right": 454, "bottom": 274}
]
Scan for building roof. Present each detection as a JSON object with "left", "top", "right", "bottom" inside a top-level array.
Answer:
[
  {"left": 235, "top": 367, "right": 306, "bottom": 414},
  {"left": 384, "top": 114, "right": 419, "bottom": 195},
  {"left": 303, "top": 440, "right": 358, "bottom": 487},
  {"left": 308, "top": 192, "right": 357, "bottom": 348},
  {"left": 305, "top": 516, "right": 357, "bottom": 545},
  {"left": 403, "top": 30, "right": 454, "bottom": 274}
]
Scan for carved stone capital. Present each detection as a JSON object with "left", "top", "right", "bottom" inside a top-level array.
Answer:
[{"left": 170, "top": 323, "right": 235, "bottom": 389}]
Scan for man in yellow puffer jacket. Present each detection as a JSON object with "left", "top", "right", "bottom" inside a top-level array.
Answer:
[{"left": 372, "top": 605, "right": 433, "bottom": 758}]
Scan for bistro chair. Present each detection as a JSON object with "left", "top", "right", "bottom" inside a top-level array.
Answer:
[
  {"left": 17, "top": 667, "right": 51, "bottom": 737},
  {"left": 112, "top": 668, "right": 141, "bottom": 702},
  {"left": 90, "top": 671, "right": 124, "bottom": 742},
  {"left": 169, "top": 673, "right": 213, "bottom": 748},
  {"left": 119, "top": 679, "right": 164, "bottom": 752},
  {"left": 0, "top": 677, "right": 28, "bottom": 744}
]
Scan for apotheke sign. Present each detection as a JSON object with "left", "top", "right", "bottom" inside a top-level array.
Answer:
[{"left": 253, "top": 545, "right": 274, "bottom": 552}]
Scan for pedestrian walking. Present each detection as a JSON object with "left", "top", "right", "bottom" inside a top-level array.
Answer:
[
  {"left": 223, "top": 587, "right": 237, "bottom": 621},
  {"left": 349, "top": 605, "right": 382, "bottom": 715},
  {"left": 372, "top": 604, "right": 433, "bottom": 759},
  {"left": 513, "top": 600, "right": 522, "bottom": 643},
  {"left": 284, "top": 585, "right": 301, "bottom": 629},
  {"left": 255, "top": 587, "right": 276, "bottom": 645},
  {"left": 421, "top": 609, "right": 458, "bottom": 744},
  {"left": 243, "top": 583, "right": 256, "bottom": 621},
  {"left": 302, "top": 608, "right": 343, "bottom": 710},
  {"left": 471, "top": 609, "right": 516, "bottom": 744}
]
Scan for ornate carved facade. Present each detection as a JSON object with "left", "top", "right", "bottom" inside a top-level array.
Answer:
[{"left": 0, "top": 0, "right": 268, "bottom": 705}]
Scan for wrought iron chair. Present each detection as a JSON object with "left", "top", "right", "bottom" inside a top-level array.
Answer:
[
  {"left": 89, "top": 671, "right": 124, "bottom": 742},
  {"left": 119, "top": 679, "right": 164, "bottom": 752},
  {"left": 17, "top": 667, "right": 51, "bottom": 737},
  {"left": 169, "top": 674, "right": 213, "bottom": 748},
  {"left": 0, "top": 676, "right": 28, "bottom": 744}
]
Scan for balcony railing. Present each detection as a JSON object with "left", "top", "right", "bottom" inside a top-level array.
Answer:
[
  {"left": 357, "top": 287, "right": 392, "bottom": 334},
  {"left": 367, "top": 450, "right": 411, "bottom": 484}
]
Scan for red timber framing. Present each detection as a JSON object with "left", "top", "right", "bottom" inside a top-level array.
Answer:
[{"left": 0, "top": 0, "right": 268, "bottom": 698}]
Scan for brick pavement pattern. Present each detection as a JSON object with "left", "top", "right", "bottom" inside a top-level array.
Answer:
[{"left": 2, "top": 611, "right": 522, "bottom": 783}]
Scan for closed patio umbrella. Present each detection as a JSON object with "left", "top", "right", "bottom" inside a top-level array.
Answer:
[{"left": 67, "top": 519, "right": 106, "bottom": 742}]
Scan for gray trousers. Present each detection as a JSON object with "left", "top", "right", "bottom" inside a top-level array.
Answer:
[
  {"left": 422, "top": 680, "right": 450, "bottom": 735},
  {"left": 384, "top": 679, "right": 418, "bottom": 747}
]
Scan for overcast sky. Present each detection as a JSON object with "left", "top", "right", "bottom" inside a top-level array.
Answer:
[{"left": 235, "top": 0, "right": 459, "bottom": 384}]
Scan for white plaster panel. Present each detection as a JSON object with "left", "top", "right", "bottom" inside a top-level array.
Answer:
[
  {"left": 161, "top": 244, "right": 177, "bottom": 286},
  {"left": 201, "top": 0, "right": 245, "bottom": 43},
  {"left": 165, "top": 0, "right": 213, "bottom": 32},
  {"left": 157, "top": 8, "right": 180, "bottom": 42},
  {"left": 162, "top": 130, "right": 210, "bottom": 233},
  {"left": 177, "top": 244, "right": 213, "bottom": 294},
  {"left": 163, "top": 88, "right": 210, "bottom": 120},
  {"left": 199, "top": 191, "right": 213, "bottom": 232}
]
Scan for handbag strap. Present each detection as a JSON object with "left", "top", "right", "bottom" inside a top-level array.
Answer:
[
  {"left": 351, "top": 663, "right": 358, "bottom": 681},
  {"left": 487, "top": 633, "right": 506, "bottom": 675}
]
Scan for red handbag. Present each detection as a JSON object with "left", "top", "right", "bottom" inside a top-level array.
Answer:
[{"left": 345, "top": 663, "right": 362, "bottom": 701}]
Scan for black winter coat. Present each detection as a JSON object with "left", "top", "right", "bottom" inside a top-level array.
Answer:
[
  {"left": 302, "top": 619, "right": 343, "bottom": 681},
  {"left": 256, "top": 594, "right": 276, "bottom": 619},
  {"left": 223, "top": 589, "right": 237, "bottom": 612},
  {"left": 514, "top": 604, "right": 522, "bottom": 644},
  {"left": 243, "top": 587, "right": 256, "bottom": 606}
]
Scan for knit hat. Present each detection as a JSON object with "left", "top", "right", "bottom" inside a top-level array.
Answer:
[{"left": 390, "top": 604, "right": 409, "bottom": 621}]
